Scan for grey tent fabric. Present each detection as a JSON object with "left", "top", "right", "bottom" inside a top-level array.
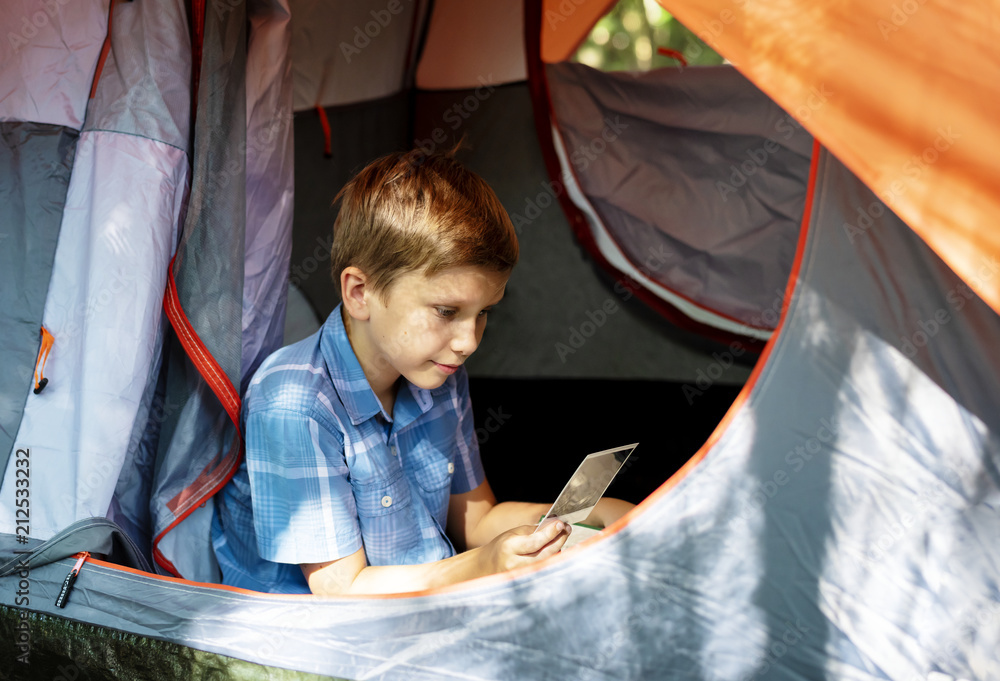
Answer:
[
  {"left": 147, "top": 0, "right": 248, "bottom": 581},
  {"left": 1, "top": 0, "right": 190, "bottom": 545},
  {"left": 546, "top": 62, "right": 812, "bottom": 332},
  {"left": 0, "top": 517, "right": 149, "bottom": 578},
  {"left": 87, "top": 0, "right": 193, "bottom": 572},
  {"left": 2, "top": 148, "right": 995, "bottom": 680},
  {"left": 146, "top": 0, "right": 294, "bottom": 582},
  {"left": 0, "top": 124, "right": 76, "bottom": 472}
]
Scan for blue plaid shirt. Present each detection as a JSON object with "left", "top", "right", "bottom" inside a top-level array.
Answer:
[{"left": 211, "top": 305, "right": 485, "bottom": 593}]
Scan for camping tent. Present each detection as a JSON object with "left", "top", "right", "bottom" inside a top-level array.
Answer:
[{"left": 2, "top": 0, "right": 999, "bottom": 678}]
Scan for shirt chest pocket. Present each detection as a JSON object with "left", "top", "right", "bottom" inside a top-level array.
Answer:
[
  {"left": 354, "top": 468, "right": 412, "bottom": 518},
  {"left": 411, "top": 454, "right": 454, "bottom": 493}
]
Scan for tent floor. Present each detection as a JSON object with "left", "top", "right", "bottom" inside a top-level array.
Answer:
[{"left": 0, "top": 605, "right": 341, "bottom": 681}]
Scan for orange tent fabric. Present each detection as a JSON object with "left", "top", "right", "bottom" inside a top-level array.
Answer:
[{"left": 649, "top": 0, "right": 1000, "bottom": 314}]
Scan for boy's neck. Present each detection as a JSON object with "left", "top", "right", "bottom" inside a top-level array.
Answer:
[{"left": 341, "top": 306, "right": 400, "bottom": 416}]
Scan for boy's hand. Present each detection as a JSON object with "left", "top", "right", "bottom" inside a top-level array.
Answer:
[{"left": 480, "top": 521, "right": 570, "bottom": 574}]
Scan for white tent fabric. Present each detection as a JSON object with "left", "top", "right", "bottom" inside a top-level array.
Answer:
[
  {"left": 0, "top": 0, "right": 108, "bottom": 128},
  {"left": 0, "top": 130, "right": 185, "bottom": 539},
  {"left": 291, "top": 0, "right": 427, "bottom": 109},
  {"left": 0, "top": 0, "right": 190, "bottom": 541}
]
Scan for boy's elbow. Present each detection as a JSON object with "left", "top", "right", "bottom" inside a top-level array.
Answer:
[{"left": 301, "top": 548, "right": 366, "bottom": 595}]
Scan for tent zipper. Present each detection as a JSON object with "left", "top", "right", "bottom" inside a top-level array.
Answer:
[{"left": 55, "top": 552, "right": 89, "bottom": 608}]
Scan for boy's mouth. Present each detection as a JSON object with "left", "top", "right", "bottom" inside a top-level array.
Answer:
[{"left": 433, "top": 362, "right": 460, "bottom": 375}]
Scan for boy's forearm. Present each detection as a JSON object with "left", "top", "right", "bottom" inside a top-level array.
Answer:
[
  {"left": 310, "top": 547, "right": 489, "bottom": 596},
  {"left": 582, "top": 497, "right": 635, "bottom": 528},
  {"left": 465, "top": 501, "right": 550, "bottom": 549}
]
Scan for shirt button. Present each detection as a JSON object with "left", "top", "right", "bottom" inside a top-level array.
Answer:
[
  {"left": 447, "top": 462, "right": 455, "bottom": 474},
  {"left": 389, "top": 445, "right": 397, "bottom": 457},
  {"left": 381, "top": 495, "right": 393, "bottom": 508}
]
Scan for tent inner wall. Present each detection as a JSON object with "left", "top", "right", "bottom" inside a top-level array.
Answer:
[
  {"left": 3, "top": 153, "right": 996, "bottom": 681},
  {"left": 0, "top": 124, "right": 76, "bottom": 472},
  {"left": 289, "top": 78, "right": 754, "bottom": 508},
  {"left": 291, "top": 91, "right": 413, "bottom": 320},
  {"left": 291, "top": 81, "right": 755, "bottom": 383}
]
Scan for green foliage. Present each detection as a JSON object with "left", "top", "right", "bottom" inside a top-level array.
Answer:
[{"left": 573, "top": 0, "right": 724, "bottom": 72}]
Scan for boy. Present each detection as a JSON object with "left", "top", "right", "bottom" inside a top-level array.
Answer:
[{"left": 212, "top": 151, "right": 633, "bottom": 595}]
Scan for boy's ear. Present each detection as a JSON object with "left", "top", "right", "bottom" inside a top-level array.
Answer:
[{"left": 340, "top": 266, "right": 371, "bottom": 321}]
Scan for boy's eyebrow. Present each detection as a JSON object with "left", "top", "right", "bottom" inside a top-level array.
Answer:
[
  {"left": 432, "top": 297, "right": 504, "bottom": 308},
  {"left": 432, "top": 283, "right": 506, "bottom": 307}
]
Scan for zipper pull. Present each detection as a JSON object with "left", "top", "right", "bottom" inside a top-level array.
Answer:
[
  {"left": 55, "top": 552, "right": 89, "bottom": 608},
  {"left": 33, "top": 326, "right": 54, "bottom": 394}
]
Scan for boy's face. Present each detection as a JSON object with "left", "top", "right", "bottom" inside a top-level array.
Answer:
[{"left": 363, "top": 265, "right": 508, "bottom": 391}]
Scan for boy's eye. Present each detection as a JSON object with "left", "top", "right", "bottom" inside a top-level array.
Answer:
[
  {"left": 435, "top": 307, "right": 457, "bottom": 318},
  {"left": 478, "top": 308, "right": 491, "bottom": 318}
]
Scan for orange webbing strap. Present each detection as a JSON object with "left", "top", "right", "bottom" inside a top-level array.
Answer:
[
  {"left": 34, "top": 327, "right": 54, "bottom": 394},
  {"left": 157, "top": 257, "right": 243, "bottom": 577},
  {"left": 162, "top": 257, "right": 241, "bottom": 429},
  {"left": 89, "top": 0, "right": 116, "bottom": 99},
  {"left": 315, "top": 105, "right": 333, "bottom": 158}
]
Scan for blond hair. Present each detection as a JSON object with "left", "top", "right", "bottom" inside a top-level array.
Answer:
[{"left": 330, "top": 150, "right": 518, "bottom": 301}]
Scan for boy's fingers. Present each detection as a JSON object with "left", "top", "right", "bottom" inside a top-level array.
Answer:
[
  {"left": 512, "top": 521, "right": 567, "bottom": 555},
  {"left": 536, "top": 516, "right": 561, "bottom": 532},
  {"left": 534, "top": 530, "right": 569, "bottom": 559},
  {"left": 535, "top": 520, "right": 566, "bottom": 544}
]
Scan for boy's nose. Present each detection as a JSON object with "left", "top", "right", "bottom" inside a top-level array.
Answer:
[{"left": 450, "top": 319, "right": 480, "bottom": 356}]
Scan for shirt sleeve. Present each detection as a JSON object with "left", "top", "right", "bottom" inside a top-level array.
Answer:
[
  {"left": 449, "top": 367, "right": 486, "bottom": 495},
  {"left": 244, "top": 407, "right": 363, "bottom": 565}
]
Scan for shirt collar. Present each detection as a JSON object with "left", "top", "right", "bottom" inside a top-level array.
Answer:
[{"left": 320, "top": 305, "right": 433, "bottom": 427}]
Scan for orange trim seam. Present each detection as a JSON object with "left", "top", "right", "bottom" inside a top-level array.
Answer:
[
  {"left": 33, "top": 326, "right": 54, "bottom": 394},
  {"left": 89, "top": 0, "right": 115, "bottom": 99},
  {"left": 155, "top": 257, "right": 244, "bottom": 577}
]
